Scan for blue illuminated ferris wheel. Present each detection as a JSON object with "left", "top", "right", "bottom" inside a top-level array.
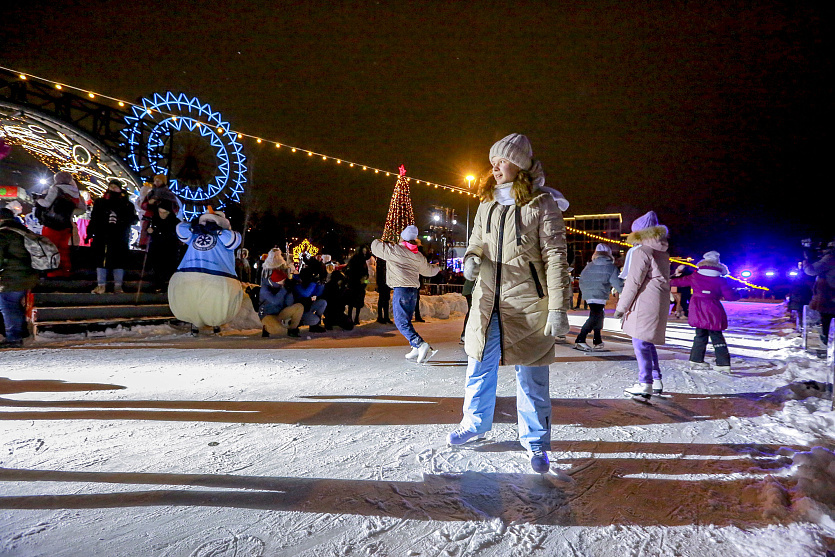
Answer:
[{"left": 121, "top": 92, "right": 247, "bottom": 221}]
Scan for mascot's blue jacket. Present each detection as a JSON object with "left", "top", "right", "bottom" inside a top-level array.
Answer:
[{"left": 176, "top": 221, "right": 241, "bottom": 279}]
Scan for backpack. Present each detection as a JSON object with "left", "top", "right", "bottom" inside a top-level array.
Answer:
[
  {"left": 0, "top": 226, "right": 61, "bottom": 271},
  {"left": 37, "top": 191, "right": 77, "bottom": 230}
]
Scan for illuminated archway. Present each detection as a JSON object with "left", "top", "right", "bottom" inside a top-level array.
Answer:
[{"left": 0, "top": 100, "right": 141, "bottom": 196}]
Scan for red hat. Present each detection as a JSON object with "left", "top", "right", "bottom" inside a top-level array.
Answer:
[{"left": 270, "top": 269, "right": 288, "bottom": 284}]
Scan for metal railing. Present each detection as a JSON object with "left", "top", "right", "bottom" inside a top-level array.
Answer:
[{"left": 422, "top": 284, "right": 465, "bottom": 296}]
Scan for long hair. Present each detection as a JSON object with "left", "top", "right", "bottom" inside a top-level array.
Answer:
[{"left": 475, "top": 168, "right": 535, "bottom": 206}]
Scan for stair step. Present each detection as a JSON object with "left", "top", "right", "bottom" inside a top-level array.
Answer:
[
  {"left": 33, "top": 304, "right": 173, "bottom": 322},
  {"left": 34, "top": 280, "right": 161, "bottom": 293},
  {"left": 32, "top": 292, "right": 168, "bottom": 307},
  {"left": 33, "top": 316, "right": 178, "bottom": 335}
]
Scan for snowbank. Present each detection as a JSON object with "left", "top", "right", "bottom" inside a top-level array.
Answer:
[{"left": 365, "top": 291, "right": 466, "bottom": 320}]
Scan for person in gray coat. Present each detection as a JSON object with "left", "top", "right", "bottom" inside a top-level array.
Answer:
[{"left": 574, "top": 243, "right": 624, "bottom": 351}]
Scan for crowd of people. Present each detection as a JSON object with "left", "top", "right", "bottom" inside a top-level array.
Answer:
[{"left": 3, "top": 138, "right": 835, "bottom": 475}]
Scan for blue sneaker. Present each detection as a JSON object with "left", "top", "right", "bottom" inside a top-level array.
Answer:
[
  {"left": 446, "top": 426, "right": 485, "bottom": 446},
  {"left": 530, "top": 450, "right": 550, "bottom": 473}
]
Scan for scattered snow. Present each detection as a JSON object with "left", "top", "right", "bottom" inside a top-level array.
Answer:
[{"left": 2, "top": 300, "right": 835, "bottom": 555}]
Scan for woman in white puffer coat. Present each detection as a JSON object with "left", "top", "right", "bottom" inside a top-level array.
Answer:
[{"left": 448, "top": 133, "right": 571, "bottom": 474}]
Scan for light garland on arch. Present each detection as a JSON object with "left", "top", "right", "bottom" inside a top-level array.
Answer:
[
  {"left": 567, "top": 226, "right": 769, "bottom": 291},
  {"left": 1, "top": 66, "right": 478, "bottom": 198}
]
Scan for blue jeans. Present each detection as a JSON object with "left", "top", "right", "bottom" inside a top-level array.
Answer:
[
  {"left": 300, "top": 299, "right": 327, "bottom": 326},
  {"left": 0, "top": 291, "right": 27, "bottom": 342},
  {"left": 461, "top": 312, "right": 551, "bottom": 452},
  {"left": 392, "top": 287, "right": 423, "bottom": 348}
]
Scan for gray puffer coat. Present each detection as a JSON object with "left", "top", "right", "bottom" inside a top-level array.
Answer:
[
  {"left": 463, "top": 191, "right": 571, "bottom": 367},
  {"left": 578, "top": 254, "right": 624, "bottom": 303}
]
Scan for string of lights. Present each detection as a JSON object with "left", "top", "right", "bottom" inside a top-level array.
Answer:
[
  {"left": 2, "top": 66, "right": 768, "bottom": 291},
  {"left": 567, "top": 226, "right": 769, "bottom": 291},
  {"left": 1, "top": 65, "right": 477, "bottom": 198}
]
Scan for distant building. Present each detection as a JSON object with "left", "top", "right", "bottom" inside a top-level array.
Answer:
[{"left": 564, "top": 213, "right": 624, "bottom": 273}]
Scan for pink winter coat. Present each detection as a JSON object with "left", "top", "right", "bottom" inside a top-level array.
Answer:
[
  {"left": 616, "top": 226, "right": 671, "bottom": 345},
  {"left": 671, "top": 272, "right": 739, "bottom": 331}
]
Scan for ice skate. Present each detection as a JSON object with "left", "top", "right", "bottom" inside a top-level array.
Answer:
[
  {"left": 652, "top": 379, "right": 664, "bottom": 394},
  {"left": 416, "top": 341, "right": 438, "bottom": 364},
  {"left": 624, "top": 382, "right": 652, "bottom": 402},
  {"left": 689, "top": 361, "right": 711, "bottom": 370},
  {"left": 529, "top": 449, "right": 550, "bottom": 474},
  {"left": 446, "top": 426, "right": 486, "bottom": 446},
  {"left": 405, "top": 346, "right": 420, "bottom": 360},
  {"left": 91, "top": 284, "right": 106, "bottom": 294},
  {"left": 714, "top": 364, "right": 732, "bottom": 372},
  {"left": 592, "top": 341, "right": 605, "bottom": 351},
  {"left": 572, "top": 342, "right": 591, "bottom": 352}
]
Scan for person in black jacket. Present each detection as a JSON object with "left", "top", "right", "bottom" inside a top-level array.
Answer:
[
  {"left": 87, "top": 180, "right": 137, "bottom": 293},
  {"left": 345, "top": 245, "right": 371, "bottom": 325},
  {"left": 1, "top": 208, "right": 39, "bottom": 348},
  {"left": 147, "top": 198, "right": 181, "bottom": 290},
  {"left": 375, "top": 257, "right": 392, "bottom": 324}
]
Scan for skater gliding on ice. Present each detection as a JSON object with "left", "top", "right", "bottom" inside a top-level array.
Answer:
[
  {"left": 614, "top": 210, "right": 671, "bottom": 401},
  {"left": 573, "top": 243, "right": 624, "bottom": 351},
  {"left": 671, "top": 251, "right": 739, "bottom": 370},
  {"left": 370, "top": 225, "right": 440, "bottom": 364},
  {"left": 450, "top": 133, "right": 571, "bottom": 474}
]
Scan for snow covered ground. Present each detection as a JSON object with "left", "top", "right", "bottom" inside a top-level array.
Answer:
[{"left": 2, "top": 301, "right": 835, "bottom": 556}]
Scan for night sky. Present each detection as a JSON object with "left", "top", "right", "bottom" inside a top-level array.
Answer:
[{"left": 2, "top": 1, "right": 831, "bottom": 269}]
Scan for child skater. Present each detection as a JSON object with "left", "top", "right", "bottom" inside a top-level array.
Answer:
[
  {"left": 614, "top": 211, "right": 671, "bottom": 401},
  {"left": 448, "top": 133, "right": 571, "bottom": 474},
  {"left": 671, "top": 251, "right": 739, "bottom": 371},
  {"left": 573, "top": 243, "right": 624, "bottom": 351}
]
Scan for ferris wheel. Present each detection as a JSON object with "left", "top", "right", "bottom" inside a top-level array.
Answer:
[{"left": 121, "top": 92, "right": 247, "bottom": 221}]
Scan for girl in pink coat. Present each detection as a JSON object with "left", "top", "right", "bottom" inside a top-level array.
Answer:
[
  {"left": 615, "top": 211, "right": 671, "bottom": 400},
  {"left": 670, "top": 251, "right": 739, "bottom": 371}
]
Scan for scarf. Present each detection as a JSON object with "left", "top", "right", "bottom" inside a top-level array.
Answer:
[
  {"left": 493, "top": 184, "right": 515, "bottom": 205},
  {"left": 401, "top": 241, "right": 419, "bottom": 254}
]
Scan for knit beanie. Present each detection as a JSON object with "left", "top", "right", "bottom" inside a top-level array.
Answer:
[
  {"left": 592, "top": 243, "right": 613, "bottom": 259},
  {"left": 54, "top": 171, "right": 74, "bottom": 185},
  {"left": 631, "top": 210, "right": 659, "bottom": 232},
  {"left": 490, "top": 133, "right": 533, "bottom": 171},
  {"left": 696, "top": 251, "right": 728, "bottom": 276},
  {"left": 489, "top": 133, "right": 547, "bottom": 189},
  {"left": 400, "top": 225, "right": 419, "bottom": 242}
]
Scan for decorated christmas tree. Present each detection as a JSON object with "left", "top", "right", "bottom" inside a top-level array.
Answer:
[{"left": 381, "top": 165, "right": 416, "bottom": 243}]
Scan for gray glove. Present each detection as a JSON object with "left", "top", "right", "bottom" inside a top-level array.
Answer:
[
  {"left": 613, "top": 310, "right": 624, "bottom": 319},
  {"left": 463, "top": 256, "right": 481, "bottom": 281},
  {"left": 543, "top": 309, "right": 570, "bottom": 337}
]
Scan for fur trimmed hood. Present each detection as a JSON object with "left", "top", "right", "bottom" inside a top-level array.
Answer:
[{"left": 626, "top": 225, "right": 668, "bottom": 245}]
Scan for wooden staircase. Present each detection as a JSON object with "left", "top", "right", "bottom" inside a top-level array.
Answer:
[{"left": 31, "top": 281, "right": 176, "bottom": 336}]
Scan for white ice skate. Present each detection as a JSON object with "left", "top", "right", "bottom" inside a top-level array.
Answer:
[
  {"left": 416, "top": 342, "right": 438, "bottom": 364},
  {"left": 624, "top": 383, "right": 652, "bottom": 402},
  {"left": 405, "top": 346, "right": 420, "bottom": 360},
  {"left": 652, "top": 379, "right": 663, "bottom": 394}
]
